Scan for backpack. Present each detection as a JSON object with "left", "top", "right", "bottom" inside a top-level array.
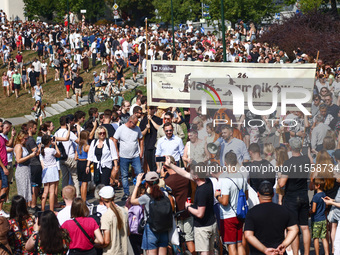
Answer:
[
  {"left": 57, "top": 130, "right": 68, "bottom": 160},
  {"left": 57, "top": 142, "right": 67, "bottom": 160},
  {"left": 128, "top": 205, "right": 144, "bottom": 235},
  {"left": 90, "top": 205, "right": 102, "bottom": 227},
  {"left": 146, "top": 193, "right": 173, "bottom": 233},
  {"left": 227, "top": 175, "right": 248, "bottom": 220}
]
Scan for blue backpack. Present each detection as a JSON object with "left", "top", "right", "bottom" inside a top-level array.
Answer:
[
  {"left": 128, "top": 205, "right": 144, "bottom": 235},
  {"left": 227, "top": 176, "right": 248, "bottom": 220}
]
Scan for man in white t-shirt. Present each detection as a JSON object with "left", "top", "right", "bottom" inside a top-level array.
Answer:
[
  {"left": 113, "top": 115, "right": 143, "bottom": 200},
  {"left": 57, "top": 185, "right": 76, "bottom": 225},
  {"left": 54, "top": 116, "right": 80, "bottom": 197},
  {"left": 215, "top": 151, "right": 248, "bottom": 255}
]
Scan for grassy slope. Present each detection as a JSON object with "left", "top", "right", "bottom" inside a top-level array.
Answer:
[{"left": 0, "top": 50, "right": 133, "bottom": 118}]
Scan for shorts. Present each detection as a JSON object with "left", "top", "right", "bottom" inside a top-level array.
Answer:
[
  {"left": 75, "top": 88, "right": 82, "bottom": 95},
  {"left": 141, "top": 223, "right": 168, "bottom": 250},
  {"left": 194, "top": 222, "right": 217, "bottom": 252},
  {"left": 22, "top": 75, "right": 27, "bottom": 83},
  {"left": 312, "top": 220, "right": 327, "bottom": 239},
  {"left": 130, "top": 65, "right": 138, "bottom": 73},
  {"left": 2, "top": 81, "right": 9, "bottom": 87},
  {"left": 31, "top": 165, "right": 42, "bottom": 187},
  {"left": 30, "top": 82, "right": 36, "bottom": 88},
  {"left": 220, "top": 217, "right": 243, "bottom": 244},
  {"left": 117, "top": 73, "right": 123, "bottom": 81},
  {"left": 283, "top": 194, "right": 309, "bottom": 226},
  {"left": 0, "top": 167, "right": 8, "bottom": 188},
  {"left": 177, "top": 216, "right": 194, "bottom": 242},
  {"left": 41, "top": 69, "right": 47, "bottom": 75},
  {"left": 6, "top": 162, "right": 13, "bottom": 184},
  {"left": 35, "top": 72, "right": 40, "bottom": 78},
  {"left": 14, "top": 83, "right": 20, "bottom": 90},
  {"left": 65, "top": 85, "right": 71, "bottom": 92},
  {"left": 77, "top": 160, "right": 91, "bottom": 182},
  {"left": 37, "top": 50, "right": 43, "bottom": 56}
]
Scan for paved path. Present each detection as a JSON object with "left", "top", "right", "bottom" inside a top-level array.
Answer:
[{"left": 1, "top": 76, "right": 144, "bottom": 125}]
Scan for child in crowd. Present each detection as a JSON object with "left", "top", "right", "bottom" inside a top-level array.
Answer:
[
  {"left": 40, "top": 135, "right": 61, "bottom": 212},
  {"left": 310, "top": 177, "right": 329, "bottom": 255}
]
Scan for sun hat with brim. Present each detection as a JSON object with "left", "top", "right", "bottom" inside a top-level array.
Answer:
[{"left": 98, "top": 186, "right": 115, "bottom": 199}]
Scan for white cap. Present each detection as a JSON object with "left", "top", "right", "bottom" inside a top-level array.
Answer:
[{"left": 98, "top": 186, "right": 115, "bottom": 199}]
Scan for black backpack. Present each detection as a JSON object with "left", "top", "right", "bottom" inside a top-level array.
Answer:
[
  {"left": 146, "top": 194, "right": 173, "bottom": 233},
  {"left": 57, "top": 130, "right": 68, "bottom": 160},
  {"left": 57, "top": 142, "right": 67, "bottom": 160},
  {"left": 90, "top": 205, "right": 102, "bottom": 227}
]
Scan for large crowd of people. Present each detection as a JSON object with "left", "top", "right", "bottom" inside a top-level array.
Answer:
[{"left": 1, "top": 8, "right": 340, "bottom": 255}]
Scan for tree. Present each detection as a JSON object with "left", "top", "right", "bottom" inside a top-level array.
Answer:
[
  {"left": 207, "top": 0, "right": 281, "bottom": 25},
  {"left": 259, "top": 10, "right": 340, "bottom": 65},
  {"left": 152, "top": 0, "right": 200, "bottom": 24}
]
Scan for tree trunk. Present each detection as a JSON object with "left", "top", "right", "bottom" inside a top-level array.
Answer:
[{"left": 331, "top": 0, "right": 339, "bottom": 19}]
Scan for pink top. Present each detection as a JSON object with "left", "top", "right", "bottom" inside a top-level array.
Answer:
[
  {"left": 0, "top": 136, "right": 8, "bottom": 167},
  {"left": 61, "top": 217, "right": 98, "bottom": 251}
]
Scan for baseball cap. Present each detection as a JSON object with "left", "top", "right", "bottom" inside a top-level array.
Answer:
[
  {"left": 98, "top": 186, "right": 115, "bottom": 199},
  {"left": 258, "top": 181, "right": 273, "bottom": 196},
  {"left": 145, "top": 172, "right": 159, "bottom": 182},
  {"left": 93, "top": 71, "right": 97, "bottom": 75}
]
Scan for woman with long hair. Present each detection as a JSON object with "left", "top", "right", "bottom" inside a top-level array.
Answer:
[
  {"left": 75, "top": 131, "right": 91, "bottom": 201},
  {"left": 131, "top": 172, "right": 169, "bottom": 255},
  {"left": 275, "top": 146, "right": 289, "bottom": 205},
  {"left": 61, "top": 198, "right": 103, "bottom": 254},
  {"left": 25, "top": 210, "right": 70, "bottom": 254},
  {"left": 87, "top": 126, "right": 118, "bottom": 186},
  {"left": 2, "top": 71, "right": 9, "bottom": 97},
  {"left": 40, "top": 134, "right": 61, "bottom": 212},
  {"left": 64, "top": 69, "right": 72, "bottom": 99},
  {"left": 99, "top": 186, "right": 129, "bottom": 254},
  {"left": 14, "top": 131, "right": 39, "bottom": 202},
  {"left": 8, "top": 195, "right": 35, "bottom": 254}
]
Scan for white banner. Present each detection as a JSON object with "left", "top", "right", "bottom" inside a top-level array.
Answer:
[{"left": 147, "top": 61, "right": 316, "bottom": 114}]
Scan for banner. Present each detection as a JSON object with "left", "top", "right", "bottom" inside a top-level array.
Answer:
[{"left": 147, "top": 61, "right": 316, "bottom": 114}]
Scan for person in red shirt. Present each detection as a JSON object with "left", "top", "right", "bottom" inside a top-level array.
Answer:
[
  {"left": 61, "top": 198, "right": 104, "bottom": 252},
  {"left": 16, "top": 34, "right": 22, "bottom": 52},
  {"left": 15, "top": 52, "right": 23, "bottom": 71},
  {"left": 0, "top": 120, "right": 7, "bottom": 191}
]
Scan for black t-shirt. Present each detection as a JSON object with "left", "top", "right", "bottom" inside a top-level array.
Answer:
[
  {"left": 243, "top": 159, "right": 275, "bottom": 192},
  {"left": 139, "top": 115, "right": 162, "bottom": 149},
  {"left": 26, "top": 136, "right": 40, "bottom": 165},
  {"left": 29, "top": 71, "right": 37, "bottom": 85},
  {"left": 282, "top": 155, "right": 310, "bottom": 195},
  {"left": 73, "top": 76, "right": 84, "bottom": 89},
  {"left": 328, "top": 104, "right": 340, "bottom": 119},
  {"left": 102, "top": 124, "right": 116, "bottom": 138},
  {"left": 129, "top": 55, "right": 138, "bottom": 65},
  {"left": 193, "top": 178, "right": 216, "bottom": 227},
  {"left": 244, "top": 202, "right": 297, "bottom": 255}
]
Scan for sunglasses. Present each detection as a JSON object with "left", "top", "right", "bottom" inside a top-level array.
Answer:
[
  {"left": 165, "top": 130, "right": 173, "bottom": 133},
  {"left": 98, "top": 132, "right": 106, "bottom": 135}
]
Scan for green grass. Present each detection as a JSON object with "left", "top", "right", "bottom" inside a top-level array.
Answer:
[{"left": 0, "top": 50, "right": 133, "bottom": 118}]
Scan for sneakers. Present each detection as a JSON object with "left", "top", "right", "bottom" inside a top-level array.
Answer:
[
  {"left": 28, "top": 90, "right": 31, "bottom": 94},
  {"left": 121, "top": 194, "right": 129, "bottom": 201},
  {"left": 0, "top": 210, "right": 9, "bottom": 218}
]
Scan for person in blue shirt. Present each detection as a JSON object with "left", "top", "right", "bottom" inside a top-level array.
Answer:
[
  {"left": 36, "top": 39, "right": 45, "bottom": 61},
  {"left": 310, "top": 177, "right": 329, "bottom": 255}
]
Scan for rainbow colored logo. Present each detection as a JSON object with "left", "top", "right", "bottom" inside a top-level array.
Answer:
[{"left": 199, "top": 83, "right": 222, "bottom": 106}]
